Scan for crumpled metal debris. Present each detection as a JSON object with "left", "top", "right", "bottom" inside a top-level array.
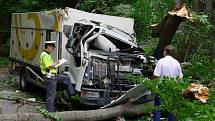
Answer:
[{"left": 182, "top": 83, "right": 209, "bottom": 103}]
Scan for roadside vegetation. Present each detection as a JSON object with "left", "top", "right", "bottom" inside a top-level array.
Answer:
[
  {"left": 0, "top": 0, "right": 214, "bottom": 120},
  {"left": 0, "top": 57, "right": 11, "bottom": 68}
]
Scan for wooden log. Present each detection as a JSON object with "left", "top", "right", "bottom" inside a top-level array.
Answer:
[{"left": 0, "top": 102, "right": 153, "bottom": 121}]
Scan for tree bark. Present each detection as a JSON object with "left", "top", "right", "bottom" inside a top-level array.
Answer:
[
  {"left": 0, "top": 102, "right": 153, "bottom": 121},
  {"left": 153, "top": 15, "right": 186, "bottom": 59},
  {"left": 152, "top": 6, "right": 190, "bottom": 59}
]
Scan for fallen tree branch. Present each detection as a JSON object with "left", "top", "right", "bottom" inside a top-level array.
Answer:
[
  {"left": 152, "top": 5, "right": 190, "bottom": 59},
  {"left": 0, "top": 101, "right": 153, "bottom": 121}
]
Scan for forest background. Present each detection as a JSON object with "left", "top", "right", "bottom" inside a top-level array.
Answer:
[{"left": 0, "top": 0, "right": 214, "bottom": 120}]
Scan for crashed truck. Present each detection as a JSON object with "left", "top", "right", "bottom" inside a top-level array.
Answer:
[{"left": 9, "top": 8, "right": 155, "bottom": 107}]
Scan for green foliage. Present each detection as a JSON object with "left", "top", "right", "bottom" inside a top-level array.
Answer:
[
  {"left": 106, "top": 4, "right": 132, "bottom": 17},
  {"left": 0, "top": 0, "right": 214, "bottom": 120},
  {"left": 0, "top": 77, "right": 16, "bottom": 85},
  {"left": 0, "top": 58, "right": 11, "bottom": 68},
  {"left": 183, "top": 56, "right": 215, "bottom": 85},
  {"left": 79, "top": 0, "right": 110, "bottom": 13},
  {"left": 70, "top": 93, "right": 81, "bottom": 103},
  {"left": 141, "top": 39, "right": 158, "bottom": 55},
  {"left": 0, "top": 0, "right": 42, "bottom": 57},
  {"left": 173, "top": 12, "right": 213, "bottom": 61},
  {"left": 172, "top": 10, "right": 215, "bottom": 85},
  {"left": 78, "top": 0, "right": 133, "bottom": 14},
  {"left": 132, "top": 77, "right": 215, "bottom": 120},
  {"left": 140, "top": 78, "right": 189, "bottom": 113},
  {"left": 130, "top": 0, "right": 175, "bottom": 42},
  {"left": 36, "top": 106, "right": 62, "bottom": 121},
  {"left": 0, "top": 0, "right": 40, "bottom": 13}
]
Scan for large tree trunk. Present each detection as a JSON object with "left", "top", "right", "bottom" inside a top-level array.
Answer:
[
  {"left": 152, "top": 5, "right": 190, "bottom": 59},
  {"left": 0, "top": 102, "right": 153, "bottom": 121}
]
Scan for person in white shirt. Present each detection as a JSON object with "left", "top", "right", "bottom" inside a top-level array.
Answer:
[{"left": 153, "top": 45, "right": 183, "bottom": 79}]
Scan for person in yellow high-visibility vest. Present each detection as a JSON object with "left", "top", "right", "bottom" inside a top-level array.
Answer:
[{"left": 40, "top": 41, "right": 75, "bottom": 112}]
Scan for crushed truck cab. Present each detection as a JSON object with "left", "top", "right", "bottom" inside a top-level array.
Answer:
[{"left": 10, "top": 8, "right": 151, "bottom": 106}]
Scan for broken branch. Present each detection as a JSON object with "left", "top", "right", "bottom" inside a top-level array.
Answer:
[{"left": 0, "top": 102, "right": 153, "bottom": 121}]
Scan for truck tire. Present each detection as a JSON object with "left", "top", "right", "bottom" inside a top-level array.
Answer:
[{"left": 20, "top": 67, "right": 31, "bottom": 91}]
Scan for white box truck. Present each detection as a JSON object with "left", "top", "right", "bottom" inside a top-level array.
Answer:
[{"left": 10, "top": 8, "right": 149, "bottom": 106}]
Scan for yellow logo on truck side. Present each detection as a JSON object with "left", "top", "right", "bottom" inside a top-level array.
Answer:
[
  {"left": 15, "top": 13, "right": 42, "bottom": 60},
  {"left": 48, "top": 11, "right": 61, "bottom": 31},
  {"left": 14, "top": 11, "right": 61, "bottom": 60}
]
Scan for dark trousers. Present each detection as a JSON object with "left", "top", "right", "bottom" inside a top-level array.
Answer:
[{"left": 44, "top": 74, "right": 75, "bottom": 112}]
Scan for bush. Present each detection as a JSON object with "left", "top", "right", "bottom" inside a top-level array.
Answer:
[
  {"left": 183, "top": 56, "right": 215, "bottom": 85},
  {"left": 0, "top": 57, "right": 11, "bottom": 68},
  {"left": 132, "top": 77, "right": 215, "bottom": 120}
]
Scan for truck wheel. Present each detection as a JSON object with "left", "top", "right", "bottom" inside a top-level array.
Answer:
[{"left": 20, "top": 67, "right": 31, "bottom": 91}]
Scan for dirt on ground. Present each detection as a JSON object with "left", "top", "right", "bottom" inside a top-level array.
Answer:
[{"left": 0, "top": 68, "right": 45, "bottom": 114}]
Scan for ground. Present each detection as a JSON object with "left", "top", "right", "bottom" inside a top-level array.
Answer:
[
  {"left": 0, "top": 68, "right": 150, "bottom": 121},
  {"left": 0, "top": 68, "right": 45, "bottom": 114}
]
